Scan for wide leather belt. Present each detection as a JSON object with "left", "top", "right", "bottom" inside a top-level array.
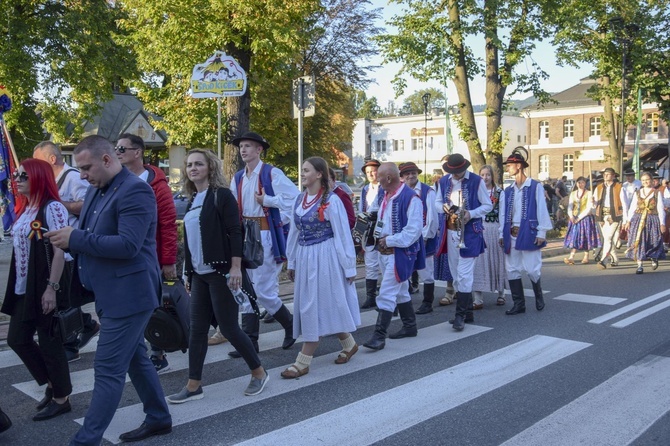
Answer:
[
  {"left": 377, "top": 246, "right": 395, "bottom": 255},
  {"left": 243, "top": 216, "right": 270, "bottom": 231},
  {"left": 510, "top": 226, "right": 520, "bottom": 237}
]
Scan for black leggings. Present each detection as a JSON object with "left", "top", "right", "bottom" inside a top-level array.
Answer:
[{"left": 189, "top": 272, "right": 261, "bottom": 380}]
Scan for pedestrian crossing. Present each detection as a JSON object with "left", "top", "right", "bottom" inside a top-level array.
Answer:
[{"left": 3, "top": 290, "right": 670, "bottom": 445}]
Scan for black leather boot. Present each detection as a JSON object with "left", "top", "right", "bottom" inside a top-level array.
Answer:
[
  {"left": 228, "top": 313, "right": 260, "bottom": 358},
  {"left": 505, "top": 279, "right": 526, "bottom": 315},
  {"left": 272, "top": 304, "right": 296, "bottom": 349},
  {"left": 452, "top": 292, "right": 471, "bottom": 331},
  {"left": 532, "top": 278, "right": 545, "bottom": 311},
  {"left": 409, "top": 270, "right": 420, "bottom": 294},
  {"left": 363, "top": 309, "right": 393, "bottom": 350},
  {"left": 415, "top": 283, "right": 435, "bottom": 314},
  {"left": 389, "top": 302, "right": 418, "bottom": 339},
  {"left": 361, "top": 279, "right": 378, "bottom": 309}
]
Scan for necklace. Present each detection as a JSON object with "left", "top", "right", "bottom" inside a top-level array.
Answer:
[{"left": 302, "top": 188, "right": 323, "bottom": 209}]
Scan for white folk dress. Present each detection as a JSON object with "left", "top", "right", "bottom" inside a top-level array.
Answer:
[{"left": 287, "top": 192, "right": 361, "bottom": 342}]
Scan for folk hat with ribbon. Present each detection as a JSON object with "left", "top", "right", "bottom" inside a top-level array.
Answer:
[
  {"left": 602, "top": 167, "right": 618, "bottom": 176},
  {"left": 361, "top": 158, "right": 381, "bottom": 173},
  {"left": 623, "top": 168, "right": 636, "bottom": 176},
  {"left": 442, "top": 153, "right": 471, "bottom": 174},
  {"left": 502, "top": 146, "right": 529, "bottom": 168},
  {"left": 398, "top": 161, "right": 422, "bottom": 176},
  {"left": 232, "top": 131, "right": 270, "bottom": 150}
]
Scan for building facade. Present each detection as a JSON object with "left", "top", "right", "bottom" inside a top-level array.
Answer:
[
  {"left": 351, "top": 111, "right": 526, "bottom": 183},
  {"left": 526, "top": 77, "right": 669, "bottom": 180}
]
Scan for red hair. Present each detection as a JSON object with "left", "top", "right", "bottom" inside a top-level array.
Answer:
[{"left": 15, "top": 159, "right": 61, "bottom": 217}]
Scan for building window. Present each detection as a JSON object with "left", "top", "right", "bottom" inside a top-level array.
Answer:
[
  {"left": 539, "top": 121, "right": 549, "bottom": 140},
  {"left": 399, "top": 140, "right": 405, "bottom": 151},
  {"left": 411, "top": 138, "right": 423, "bottom": 151},
  {"left": 563, "top": 154, "right": 574, "bottom": 172},
  {"left": 647, "top": 112, "right": 659, "bottom": 134},
  {"left": 590, "top": 117, "right": 601, "bottom": 136},
  {"left": 539, "top": 155, "right": 549, "bottom": 174},
  {"left": 381, "top": 140, "right": 386, "bottom": 152},
  {"left": 375, "top": 140, "right": 381, "bottom": 152},
  {"left": 563, "top": 119, "right": 574, "bottom": 138}
]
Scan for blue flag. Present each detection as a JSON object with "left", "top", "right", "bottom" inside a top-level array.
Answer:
[{"left": 0, "top": 91, "right": 17, "bottom": 231}]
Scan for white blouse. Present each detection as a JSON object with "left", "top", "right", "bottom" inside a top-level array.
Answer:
[{"left": 183, "top": 190, "right": 215, "bottom": 275}]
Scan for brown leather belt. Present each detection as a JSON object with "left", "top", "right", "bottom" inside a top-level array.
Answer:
[
  {"left": 510, "top": 226, "right": 520, "bottom": 237},
  {"left": 243, "top": 216, "right": 270, "bottom": 231},
  {"left": 377, "top": 246, "right": 395, "bottom": 255}
]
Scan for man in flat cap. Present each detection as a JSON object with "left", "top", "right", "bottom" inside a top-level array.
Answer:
[
  {"left": 435, "top": 153, "right": 492, "bottom": 330},
  {"left": 359, "top": 158, "right": 384, "bottom": 309},
  {"left": 593, "top": 167, "right": 623, "bottom": 268},
  {"left": 498, "top": 147, "right": 552, "bottom": 316},
  {"left": 398, "top": 162, "right": 439, "bottom": 315},
  {"left": 229, "top": 131, "right": 299, "bottom": 357}
]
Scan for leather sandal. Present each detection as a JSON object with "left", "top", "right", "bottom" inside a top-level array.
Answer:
[
  {"left": 280, "top": 365, "right": 309, "bottom": 379},
  {"left": 496, "top": 296, "right": 506, "bottom": 306},
  {"left": 581, "top": 258, "right": 589, "bottom": 264},
  {"left": 439, "top": 296, "right": 453, "bottom": 306},
  {"left": 564, "top": 258, "right": 575, "bottom": 265},
  {"left": 334, "top": 344, "right": 358, "bottom": 364},
  {"left": 473, "top": 303, "right": 484, "bottom": 310}
]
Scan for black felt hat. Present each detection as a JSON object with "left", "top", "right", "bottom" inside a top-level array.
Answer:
[
  {"left": 442, "top": 154, "right": 471, "bottom": 174},
  {"left": 232, "top": 132, "right": 270, "bottom": 150}
]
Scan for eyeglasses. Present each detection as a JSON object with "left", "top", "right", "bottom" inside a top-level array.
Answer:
[
  {"left": 12, "top": 172, "right": 28, "bottom": 182},
  {"left": 114, "top": 146, "right": 141, "bottom": 153}
]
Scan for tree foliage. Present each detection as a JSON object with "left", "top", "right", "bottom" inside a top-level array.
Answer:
[
  {"left": 403, "top": 88, "right": 446, "bottom": 115},
  {"left": 379, "top": 0, "right": 555, "bottom": 181},
  {"left": 0, "top": 0, "right": 137, "bottom": 150}
]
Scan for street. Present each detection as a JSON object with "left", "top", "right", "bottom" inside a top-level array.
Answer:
[{"left": 2, "top": 252, "right": 670, "bottom": 445}]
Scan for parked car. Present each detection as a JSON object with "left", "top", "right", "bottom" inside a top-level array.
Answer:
[{"left": 173, "top": 191, "right": 190, "bottom": 220}]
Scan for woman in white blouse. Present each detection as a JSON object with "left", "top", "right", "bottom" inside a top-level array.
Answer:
[{"left": 563, "top": 177, "right": 600, "bottom": 265}]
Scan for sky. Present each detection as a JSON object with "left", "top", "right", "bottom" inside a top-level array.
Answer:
[{"left": 364, "top": 1, "right": 595, "bottom": 109}]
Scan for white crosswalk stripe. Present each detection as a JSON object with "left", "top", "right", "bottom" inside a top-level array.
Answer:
[{"left": 554, "top": 293, "right": 626, "bottom": 305}]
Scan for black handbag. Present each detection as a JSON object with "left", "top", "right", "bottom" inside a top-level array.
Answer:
[
  {"left": 44, "top": 238, "right": 84, "bottom": 341},
  {"left": 241, "top": 218, "right": 264, "bottom": 269}
]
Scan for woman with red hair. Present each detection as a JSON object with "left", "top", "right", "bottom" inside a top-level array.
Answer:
[{"left": 1, "top": 159, "right": 73, "bottom": 421}]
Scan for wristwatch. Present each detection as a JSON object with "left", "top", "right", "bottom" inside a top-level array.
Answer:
[{"left": 47, "top": 280, "right": 60, "bottom": 291}]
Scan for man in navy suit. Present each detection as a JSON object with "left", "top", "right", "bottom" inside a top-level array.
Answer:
[{"left": 46, "top": 135, "right": 172, "bottom": 444}]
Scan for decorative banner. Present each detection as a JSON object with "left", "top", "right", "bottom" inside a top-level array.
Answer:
[
  {"left": 190, "top": 51, "right": 247, "bottom": 98},
  {"left": 0, "top": 85, "right": 17, "bottom": 230}
]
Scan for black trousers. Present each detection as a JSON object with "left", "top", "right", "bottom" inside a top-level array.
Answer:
[
  {"left": 7, "top": 296, "right": 72, "bottom": 398},
  {"left": 189, "top": 272, "right": 261, "bottom": 380}
]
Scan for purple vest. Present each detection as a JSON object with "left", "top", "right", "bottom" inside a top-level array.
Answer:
[
  {"left": 419, "top": 183, "right": 438, "bottom": 256},
  {"left": 436, "top": 173, "right": 486, "bottom": 258},
  {"left": 293, "top": 193, "right": 334, "bottom": 246},
  {"left": 360, "top": 183, "right": 384, "bottom": 213},
  {"left": 502, "top": 179, "right": 547, "bottom": 253},
  {"left": 388, "top": 185, "right": 426, "bottom": 282}
]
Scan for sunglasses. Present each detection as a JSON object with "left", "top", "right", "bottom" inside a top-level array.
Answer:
[
  {"left": 114, "top": 146, "right": 141, "bottom": 153},
  {"left": 12, "top": 172, "right": 28, "bottom": 182}
]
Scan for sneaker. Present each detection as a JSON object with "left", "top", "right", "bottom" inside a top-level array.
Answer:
[
  {"left": 167, "top": 386, "right": 203, "bottom": 404},
  {"left": 208, "top": 331, "right": 227, "bottom": 346},
  {"left": 151, "top": 355, "right": 170, "bottom": 374},
  {"left": 78, "top": 321, "right": 101, "bottom": 349},
  {"left": 244, "top": 372, "right": 269, "bottom": 396},
  {"left": 66, "top": 350, "right": 80, "bottom": 363}
]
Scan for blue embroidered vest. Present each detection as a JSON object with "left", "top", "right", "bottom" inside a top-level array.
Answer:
[
  {"left": 293, "top": 193, "right": 334, "bottom": 246},
  {"left": 419, "top": 183, "right": 438, "bottom": 256},
  {"left": 360, "top": 183, "right": 383, "bottom": 212},
  {"left": 389, "top": 185, "right": 426, "bottom": 282},
  {"left": 502, "top": 179, "right": 546, "bottom": 253},
  {"left": 234, "top": 164, "right": 287, "bottom": 263},
  {"left": 436, "top": 173, "right": 486, "bottom": 258}
]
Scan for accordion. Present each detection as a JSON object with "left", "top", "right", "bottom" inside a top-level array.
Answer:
[{"left": 353, "top": 212, "right": 378, "bottom": 248}]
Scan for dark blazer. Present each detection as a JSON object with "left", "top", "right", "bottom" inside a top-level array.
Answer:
[{"left": 69, "top": 167, "right": 161, "bottom": 318}]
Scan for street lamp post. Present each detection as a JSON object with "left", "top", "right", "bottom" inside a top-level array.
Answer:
[
  {"left": 422, "top": 93, "right": 431, "bottom": 178},
  {"left": 609, "top": 17, "right": 639, "bottom": 176}
]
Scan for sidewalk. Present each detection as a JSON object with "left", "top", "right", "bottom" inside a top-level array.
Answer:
[{"left": 0, "top": 239, "right": 570, "bottom": 343}]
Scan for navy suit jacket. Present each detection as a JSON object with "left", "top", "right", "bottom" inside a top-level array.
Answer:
[{"left": 69, "top": 167, "right": 161, "bottom": 318}]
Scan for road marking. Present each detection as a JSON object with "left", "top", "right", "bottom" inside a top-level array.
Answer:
[
  {"left": 554, "top": 293, "right": 626, "bottom": 305},
  {"left": 501, "top": 355, "right": 670, "bottom": 446},
  {"left": 611, "top": 299, "right": 670, "bottom": 328},
  {"left": 589, "top": 288, "right": 670, "bottom": 325},
  {"left": 88, "top": 322, "right": 492, "bottom": 444},
  {"left": 232, "top": 335, "right": 590, "bottom": 446},
  {"left": 12, "top": 306, "right": 384, "bottom": 400}
]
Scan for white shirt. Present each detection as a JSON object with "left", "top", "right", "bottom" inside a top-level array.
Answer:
[
  {"left": 435, "top": 171, "right": 493, "bottom": 220},
  {"left": 626, "top": 188, "right": 666, "bottom": 223},
  {"left": 498, "top": 178, "right": 553, "bottom": 240},
  {"left": 230, "top": 161, "right": 299, "bottom": 225},
  {"left": 362, "top": 182, "right": 381, "bottom": 213},
  {"left": 409, "top": 181, "right": 439, "bottom": 240},
  {"left": 370, "top": 184, "right": 423, "bottom": 249},
  {"left": 55, "top": 162, "right": 89, "bottom": 227},
  {"left": 183, "top": 191, "right": 215, "bottom": 275}
]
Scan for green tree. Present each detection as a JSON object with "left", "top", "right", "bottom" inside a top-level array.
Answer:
[
  {"left": 403, "top": 88, "right": 446, "bottom": 115},
  {"left": 0, "top": 0, "right": 137, "bottom": 146},
  {"left": 356, "top": 95, "right": 383, "bottom": 119},
  {"left": 379, "top": 0, "right": 554, "bottom": 181},
  {"left": 548, "top": 0, "right": 670, "bottom": 171}
]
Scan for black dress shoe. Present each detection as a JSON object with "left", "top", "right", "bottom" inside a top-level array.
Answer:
[
  {"left": 119, "top": 422, "right": 172, "bottom": 442},
  {"left": 448, "top": 316, "right": 474, "bottom": 324},
  {"left": 0, "top": 408, "right": 11, "bottom": 433},
  {"left": 36, "top": 387, "right": 53, "bottom": 411},
  {"left": 636, "top": 266, "right": 644, "bottom": 274},
  {"left": 78, "top": 321, "right": 101, "bottom": 349},
  {"left": 33, "top": 399, "right": 71, "bottom": 421},
  {"left": 415, "top": 302, "right": 433, "bottom": 314},
  {"left": 652, "top": 259, "right": 659, "bottom": 270},
  {"left": 228, "top": 341, "right": 260, "bottom": 359}
]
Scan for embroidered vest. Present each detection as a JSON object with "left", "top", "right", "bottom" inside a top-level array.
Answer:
[
  {"left": 389, "top": 186, "right": 426, "bottom": 282},
  {"left": 502, "top": 179, "right": 546, "bottom": 253},
  {"left": 293, "top": 193, "right": 334, "bottom": 246},
  {"left": 419, "top": 183, "right": 438, "bottom": 256},
  {"left": 234, "top": 164, "right": 287, "bottom": 263},
  {"left": 360, "top": 183, "right": 383, "bottom": 213}
]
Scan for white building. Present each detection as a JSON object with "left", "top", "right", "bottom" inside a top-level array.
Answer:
[{"left": 351, "top": 111, "right": 526, "bottom": 183}]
